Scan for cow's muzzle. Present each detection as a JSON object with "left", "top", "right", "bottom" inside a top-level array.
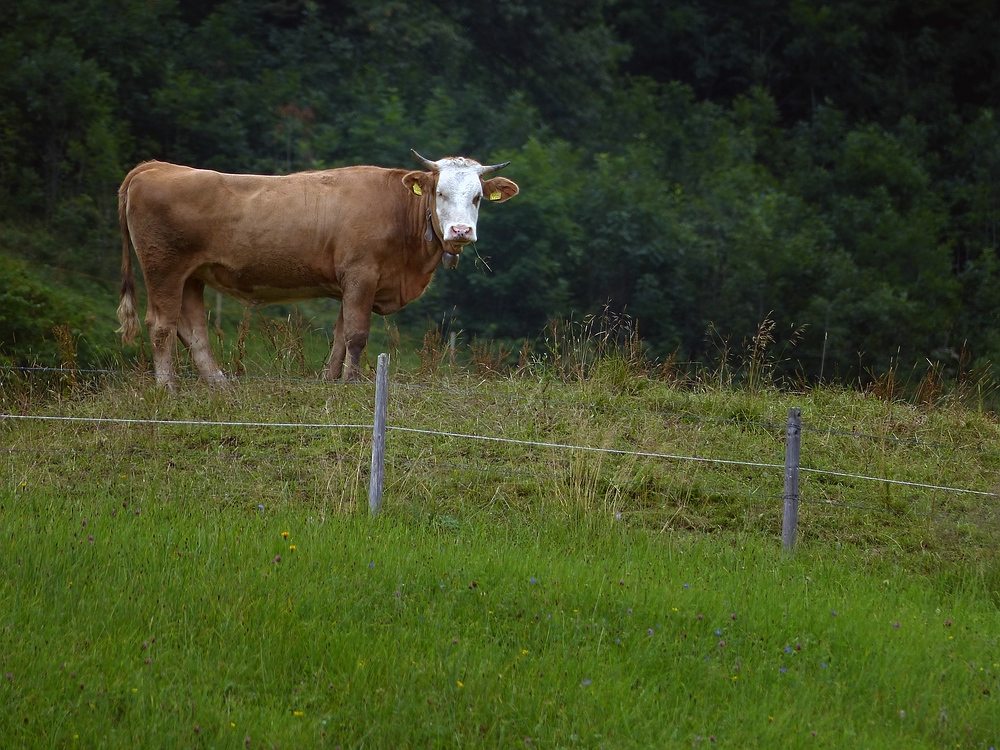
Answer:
[{"left": 448, "top": 224, "right": 474, "bottom": 243}]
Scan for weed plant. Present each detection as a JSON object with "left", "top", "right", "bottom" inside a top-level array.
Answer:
[{"left": 1, "top": 316, "right": 999, "bottom": 747}]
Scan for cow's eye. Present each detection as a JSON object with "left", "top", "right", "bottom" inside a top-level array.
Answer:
[{"left": 473, "top": 195, "right": 481, "bottom": 207}]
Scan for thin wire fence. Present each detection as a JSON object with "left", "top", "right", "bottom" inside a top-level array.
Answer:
[
  {"left": 0, "top": 356, "right": 998, "bottom": 518},
  {"left": 3, "top": 368, "right": 998, "bottom": 530}
]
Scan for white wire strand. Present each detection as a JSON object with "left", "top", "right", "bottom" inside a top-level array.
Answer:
[
  {"left": 0, "top": 414, "right": 368, "bottom": 430},
  {"left": 798, "top": 467, "right": 999, "bottom": 497},
  {"left": 386, "top": 424, "right": 784, "bottom": 470}
]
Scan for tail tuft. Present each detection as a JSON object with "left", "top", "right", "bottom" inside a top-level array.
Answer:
[{"left": 116, "top": 276, "right": 140, "bottom": 345}]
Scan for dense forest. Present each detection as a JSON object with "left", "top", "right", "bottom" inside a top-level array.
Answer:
[{"left": 2, "top": 0, "right": 1000, "bottom": 382}]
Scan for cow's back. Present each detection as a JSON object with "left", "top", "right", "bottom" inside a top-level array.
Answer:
[
  {"left": 122, "top": 162, "right": 423, "bottom": 305},
  {"left": 126, "top": 163, "right": 412, "bottom": 250}
]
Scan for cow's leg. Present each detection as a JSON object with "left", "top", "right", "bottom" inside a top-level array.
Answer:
[
  {"left": 339, "top": 285, "right": 376, "bottom": 383},
  {"left": 322, "top": 306, "right": 347, "bottom": 382},
  {"left": 176, "top": 278, "right": 226, "bottom": 386},
  {"left": 144, "top": 286, "right": 182, "bottom": 391}
]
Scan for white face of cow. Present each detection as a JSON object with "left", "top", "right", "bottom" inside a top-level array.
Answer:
[
  {"left": 434, "top": 159, "right": 484, "bottom": 247},
  {"left": 403, "top": 151, "right": 519, "bottom": 268}
]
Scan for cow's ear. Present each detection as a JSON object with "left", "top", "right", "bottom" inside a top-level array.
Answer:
[
  {"left": 482, "top": 177, "right": 519, "bottom": 203},
  {"left": 402, "top": 171, "right": 433, "bottom": 197}
]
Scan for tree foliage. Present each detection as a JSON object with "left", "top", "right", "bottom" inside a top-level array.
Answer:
[{"left": 2, "top": 0, "right": 1000, "bottom": 378}]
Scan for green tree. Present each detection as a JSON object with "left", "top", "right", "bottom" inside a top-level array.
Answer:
[{"left": 783, "top": 110, "right": 957, "bottom": 375}]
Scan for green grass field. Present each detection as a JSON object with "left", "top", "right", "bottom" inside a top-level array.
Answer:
[{"left": 2, "top": 332, "right": 999, "bottom": 748}]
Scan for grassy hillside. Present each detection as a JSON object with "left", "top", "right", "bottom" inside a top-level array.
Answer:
[{"left": 1, "top": 337, "right": 999, "bottom": 747}]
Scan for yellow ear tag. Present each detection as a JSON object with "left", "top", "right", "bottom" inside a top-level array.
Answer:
[
  {"left": 489, "top": 189, "right": 502, "bottom": 201},
  {"left": 412, "top": 183, "right": 423, "bottom": 196}
]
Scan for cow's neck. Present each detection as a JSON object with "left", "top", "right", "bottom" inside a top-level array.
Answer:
[
  {"left": 417, "top": 199, "right": 447, "bottom": 271},
  {"left": 392, "top": 198, "right": 446, "bottom": 307}
]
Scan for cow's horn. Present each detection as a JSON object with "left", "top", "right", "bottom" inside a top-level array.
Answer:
[
  {"left": 410, "top": 149, "right": 440, "bottom": 172},
  {"left": 479, "top": 160, "right": 511, "bottom": 175}
]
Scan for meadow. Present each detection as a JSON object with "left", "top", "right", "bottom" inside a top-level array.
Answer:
[{"left": 1, "top": 319, "right": 999, "bottom": 748}]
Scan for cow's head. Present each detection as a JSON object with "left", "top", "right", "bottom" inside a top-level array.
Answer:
[{"left": 402, "top": 150, "right": 519, "bottom": 268}]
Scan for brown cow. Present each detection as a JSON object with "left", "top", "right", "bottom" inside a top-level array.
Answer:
[{"left": 116, "top": 151, "right": 519, "bottom": 389}]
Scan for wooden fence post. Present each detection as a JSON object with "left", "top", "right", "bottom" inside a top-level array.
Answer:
[
  {"left": 369, "top": 352, "right": 389, "bottom": 516},
  {"left": 782, "top": 407, "right": 802, "bottom": 552}
]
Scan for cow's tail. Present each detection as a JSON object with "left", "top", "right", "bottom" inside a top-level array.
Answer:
[{"left": 116, "top": 167, "right": 142, "bottom": 346}]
